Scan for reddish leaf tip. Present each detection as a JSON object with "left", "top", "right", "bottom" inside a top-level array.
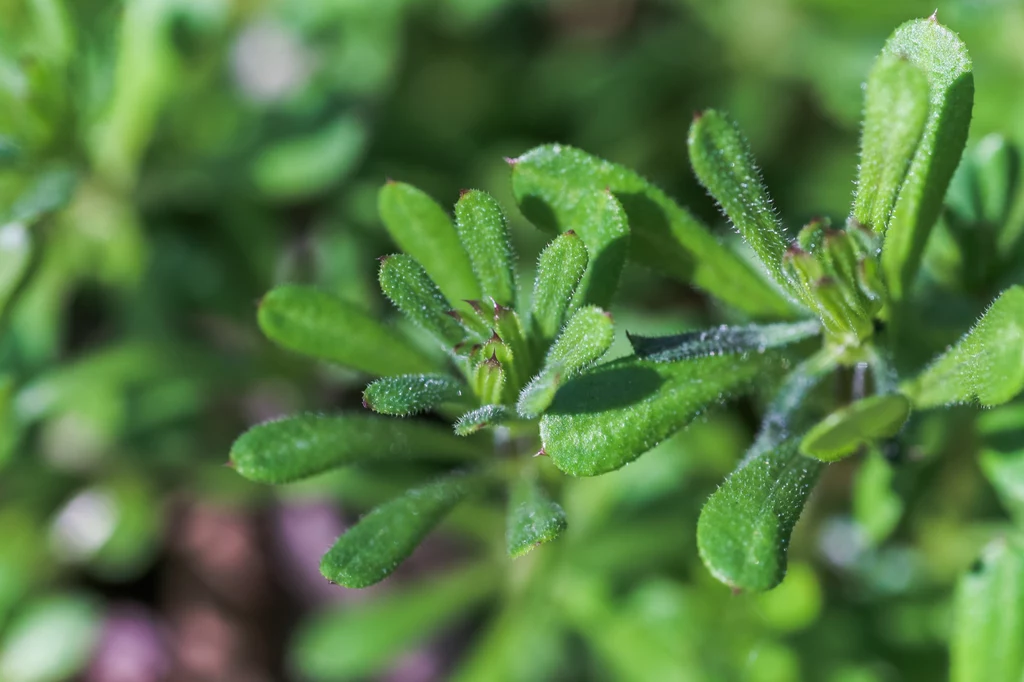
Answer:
[
  {"left": 377, "top": 254, "right": 392, "bottom": 263},
  {"left": 503, "top": 156, "right": 519, "bottom": 166},
  {"left": 928, "top": 8, "right": 938, "bottom": 21},
  {"left": 463, "top": 299, "right": 483, "bottom": 313},
  {"left": 459, "top": 188, "right": 472, "bottom": 198},
  {"left": 565, "top": 229, "right": 577, "bottom": 236},
  {"left": 533, "top": 447, "right": 548, "bottom": 457},
  {"left": 445, "top": 309, "right": 464, "bottom": 323}
]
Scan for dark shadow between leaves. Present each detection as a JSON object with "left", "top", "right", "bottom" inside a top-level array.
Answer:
[{"left": 545, "top": 360, "right": 664, "bottom": 415}]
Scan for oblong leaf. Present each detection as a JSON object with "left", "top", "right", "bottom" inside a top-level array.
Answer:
[
  {"left": 529, "top": 230, "right": 589, "bottom": 346},
  {"left": 511, "top": 144, "right": 792, "bottom": 316},
  {"left": 629, "top": 319, "right": 820, "bottom": 363},
  {"left": 878, "top": 18, "right": 974, "bottom": 301},
  {"left": 905, "top": 286, "right": 1024, "bottom": 408},
  {"left": 951, "top": 539, "right": 1024, "bottom": 682},
  {"left": 362, "top": 374, "right": 466, "bottom": 416},
  {"left": 506, "top": 476, "right": 567, "bottom": 558},
  {"left": 853, "top": 55, "right": 930, "bottom": 234},
  {"left": 378, "top": 254, "right": 467, "bottom": 348},
  {"left": 378, "top": 181, "right": 480, "bottom": 304},
  {"left": 230, "top": 414, "right": 478, "bottom": 483},
  {"left": 320, "top": 473, "right": 480, "bottom": 587},
  {"left": 518, "top": 306, "right": 615, "bottom": 418},
  {"left": 540, "top": 352, "right": 777, "bottom": 476},
  {"left": 799, "top": 394, "right": 911, "bottom": 462},
  {"left": 454, "top": 190, "right": 515, "bottom": 307},
  {"left": 292, "top": 563, "right": 498, "bottom": 680},
  {"left": 455, "top": 404, "right": 512, "bottom": 436},
  {"left": 258, "top": 284, "right": 435, "bottom": 376},
  {"left": 688, "top": 110, "right": 793, "bottom": 296},
  {"left": 698, "top": 438, "right": 823, "bottom": 592}
]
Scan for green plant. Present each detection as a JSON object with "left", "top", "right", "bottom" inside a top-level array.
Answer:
[{"left": 231, "top": 15, "right": 1024, "bottom": 678}]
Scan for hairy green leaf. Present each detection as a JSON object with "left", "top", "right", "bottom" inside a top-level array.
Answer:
[
  {"left": 293, "top": 563, "right": 498, "bottom": 680},
  {"left": 877, "top": 18, "right": 974, "bottom": 301},
  {"left": 688, "top": 110, "right": 793, "bottom": 296},
  {"left": 454, "top": 190, "right": 515, "bottom": 307},
  {"left": 506, "top": 476, "right": 567, "bottom": 558},
  {"left": 854, "top": 55, "right": 930, "bottom": 234},
  {"left": 230, "top": 414, "right": 478, "bottom": 484},
  {"left": 698, "top": 349, "right": 838, "bottom": 591},
  {"left": 455, "top": 404, "right": 512, "bottom": 436},
  {"left": 320, "top": 473, "right": 480, "bottom": 587},
  {"left": 258, "top": 284, "right": 435, "bottom": 376},
  {"left": 362, "top": 374, "right": 465, "bottom": 416},
  {"left": 378, "top": 254, "right": 467, "bottom": 348},
  {"left": 512, "top": 144, "right": 792, "bottom": 315},
  {"left": 518, "top": 306, "right": 615, "bottom": 418},
  {"left": 629, "top": 319, "right": 820, "bottom": 363},
  {"left": 529, "top": 230, "right": 589, "bottom": 346},
  {"left": 951, "top": 539, "right": 1024, "bottom": 682},
  {"left": 904, "top": 286, "right": 1024, "bottom": 408},
  {"left": 800, "top": 394, "right": 911, "bottom": 462},
  {"left": 540, "top": 352, "right": 777, "bottom": 476},
  {"left": 378, "top": 181, "right": 480, "bottom": 304},
  {"left": 0, "top": 222, "right": 32, "bottom": 317}
]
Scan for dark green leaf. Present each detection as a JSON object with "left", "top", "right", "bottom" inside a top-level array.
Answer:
[
  {"left": 258, "top": 284, "right": 435, "bottom": 376},
  {"left": 506, "top": 476, "right": 567, "bottom": 558},
  {"left": 320, "top": 473, "right": 480, "bottom": 587},
  {"left": 378, "top": 181, "right": 480, "bottom": 304},
  {"left": 454, "top": 404, "right": 512, "bottom": 436},
  {"left": 511, "top": 144, "right": 792, "bottom": 316},
  {"left": 905, "top": 286, "right": 1024, "bottom": 408},
  {"left": 688, "top": 110, "right": 794, "bottom": 296},
  {"left": 540, "top": 351, "right": 778, "bottom": 476},
  {"left": 230, "top": 414, "right": 478, "bottom": 484},
  {"left": 799, "top": 394, "right": 911, "bottom": 462},
  {"left": 293, "top": 563, "right": 498, "bottom": 680},
  {"left": 378, "top": 254, "right": 467, "bottom": 348},
  {"left": 698, "top": 439, "right": 822, "bottom": 592},
  {"left": 362, "top": 374, "right": 465, "bottom": 416},
  {"left": 454, "top": 190, "right": 515, "bottom": 307},
  {"left": 853, "top": 55, "right": 930, "bottom": 234},
  {"left": 629, "top": 319, "right": 820, "bottom": 363},
  {"left": 518, "top": 306, "right": 615, "bottom": 418},
  {"left": 529, "top": 230, "right": 589, "bottom": 346},
  {"left": 951, "top": 539, "right": 1024, "bottom": 682},
  {"left": 877, "top": 18, "right": 974, "bottom": 301}
]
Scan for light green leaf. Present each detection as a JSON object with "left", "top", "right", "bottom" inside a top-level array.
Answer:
[
  {"left": 454, "top": 404, "right": 512, "bottom": 436},
  {"left": 378, "top": 254, "right": 467, "bottom": 348},
  {"left": 8, "top": 168, "right": 76, "bottom": 224},
  {"left": 853, "top": 55, "right": 930, "bottom": 234},
  {"left": 230, "top": 414, "right": 478, "bottom": 484},
  {"left": 698, "top": 349, "right": 838, "bottom": 591},
  {"left": 362, "top": 374, "right": 465, "bottom": 416},
  {"left": 629, "top": 319, "right": 820, "bottom": 363},
  {"left": 904, "top": 286, "right": 1024, "bottom": 408},
  {"left": 687, "top": 109, "right": 794, "bottom": 296},
  {"left": 292, "top": 563, "right": 498, "bottom": 681},
  {"left": 876, "top": 18, "right": 974, "bottom": 301},
  {"left": 252, "top": 115, "right": 367, "bottom": 200},
  {"left": 951, "top": 539, "right": 1024, "bottom": 682},
  {"left": 320, "top": 473, "right": 480, "bottom": 587},
  {"left": 0, "top": 594, "right": 100, "bottom": 682},
  {"left": 0, "top": 222, "right": 32, "bottom": 317},
  {"left": 506, "top": 476, "right": 567, "bottom": 558},
  {"left": 258, "top": 284, "right": 435, "bottom": 376},
  {"left": 853, "top": 449, "right": 904, "bottom": 545},
  {"left": 518, "top": 306, "right": 615, "bottom": 418},
  {"left": 529, "top": 230, "right": 589, "bottom": 346},
  {"left": 454, "top": 190, "right": 515, "bottom": 307},
  {"left": 540, "top": 351, "right": 777, "bottom": 476},
  {"left": 698, "top": 439, "right": 822, "bottom": 592},
  {"left": 800, "top": 394, "right": 911, "bottom": 462},
  {"left": 378, "top": 181, "right": 480, "bottom": 304},
  {"left": 511, "top": 144, "right": 792, "bottom": 316}
]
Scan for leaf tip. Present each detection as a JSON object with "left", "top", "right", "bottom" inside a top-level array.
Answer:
[{"left": 503, "top": 156, "right": 519, "bottom": 166}]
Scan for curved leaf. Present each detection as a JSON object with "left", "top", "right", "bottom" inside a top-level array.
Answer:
[
  {"left": 506, "top": 476, "right": 567, "bottom": 558},
  {"left": 320, "top": 473, "right": 480, "bottom": 587},
  {"left": 378, "top": 254, "right": 467, "bottom": 347},
  {"left": 378, "top": 181, "right": 480, "bottom": 304},
  {"left": 258, "top": 284, "right": 435, "bottom": 376},
  {"left": 529, "top": 230, "right": 589, "bottom": 346},
  {"left": 800, "top": 394, "right": 911, "bottom": 462},
  {"left": 230, "top": 414, "right": 478, "bottom": 484},
  {"left": 454, "top": 190, "right": 515, "bottom": 307},
  {"left": 454, "top": 404, "right": 512, "bottom": 436},
  {"left": 629, "top": 319, "right": 820, "bottom": 363},
  {"left": 362, "top": 374, "right": 465, "bottom": 416}
]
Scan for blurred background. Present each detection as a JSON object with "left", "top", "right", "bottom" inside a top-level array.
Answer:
[{"left": 1, "top": 0, "right": 1023, "bottom": 680}]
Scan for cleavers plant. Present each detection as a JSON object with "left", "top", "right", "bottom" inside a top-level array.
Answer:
[{"left": 231, "top": 16, "right": 1024, "bottom": 674}]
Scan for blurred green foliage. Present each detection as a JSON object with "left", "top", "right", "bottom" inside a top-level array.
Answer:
[{"left": 2, "top": 0, "right": 1024, "bottom": 680}]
